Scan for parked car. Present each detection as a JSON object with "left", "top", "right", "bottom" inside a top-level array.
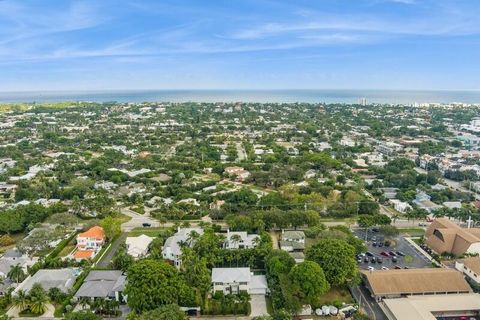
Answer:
[
  {"left": 368, "top": 266, "right": 375, "bottom": 271},
  {"left": 396, "top": 251, "right": 405, "bottom": 256},
  {"left": 378, "top": 242, "right": 384, "bottom": 247},
  {"left": 380, "top": 251, "right": 389, "bottom": 257},
  {"left": 366, "top": 251, "right": 374, "bottom": 257},
  {"left": 394, "top": 265, "right": 402, "bottom": 269},
  {"left": 388, "top": 251, "right": 397, "bottom": 257},
  {"left": 364, "top": 256, "right": 369, "bottom": 263},
  {"left": 382, "top": 266, "right": 389, "bottom": 270},
  {"left": 371, "top": 257, "right": 376, "bottom": 263},
  {"left": 142, "top": 223, "right": 152, "bottom": 227},
  {"left": 377, "top": 257, "right": 383, "bottom": 263},
  {"left": 392, "top": 256, "right": 398, "bottom": 263},
  {"left": 372, "top": 242, "right": 377, "bottom": 247}
]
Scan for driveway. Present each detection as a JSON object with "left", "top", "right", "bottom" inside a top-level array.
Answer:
[{"left": 250, "top": 294, "right": 268, "bottom": 318}]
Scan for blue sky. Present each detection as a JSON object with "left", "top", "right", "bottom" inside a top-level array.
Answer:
[{"left": 1, "top": 0, "right": 480, "bottom": 91}]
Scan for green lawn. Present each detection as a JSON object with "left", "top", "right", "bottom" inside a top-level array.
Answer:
[
  {"left": 128, "top": 227, "right": 169, "bottom": 237},
  {"left": 58, "top": 243, "right": 75, "bottom": 257},
  {"left": 317, "top": 286, "right": 354, "bottom": 306},
  {"left": 398, "top": 227, "right": 425, "bottom": 235}
]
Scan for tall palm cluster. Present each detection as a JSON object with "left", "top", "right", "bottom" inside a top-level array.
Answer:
[{"left": 13, "top": 284, "right": 49, "bottom": 315}]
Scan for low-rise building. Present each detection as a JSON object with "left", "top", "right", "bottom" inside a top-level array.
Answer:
[
  {"left": 383, "top": 293, "right": 480, "bottom": 320},
  {"left": 15, "top": 269, "right": 78, "bottom": 294},
  {"left": 455, "top": 256, "right": 480, "bottom": 285},
  {"left": 211, "top": 267, "right": 268, "bottom": 295},
  {"left": 162, "top": 228, "right": 204, "bottom": 268},
  {"left": 425, "top": 218, "right": 480, "bottom": 256},
  {"left": 390, "top": 199, "right": 412, "bottom": 213},
  {"left": 125, "top": 234, "right": 154, "bottom": 259},
  {"left": 224, "top": 230, "right": 259, "bottom": 250},
  {"left": 74, "top": 226, "right": 105, "bottom": 261},
  {"left": 362, "top": 268, "right": 471, "bottom": 301},
  {"left": 279, "top": 230, "right": 305, "bottom": 252},
  {"left": 74, "top": 270, "right": 126, "bottom": 302}
]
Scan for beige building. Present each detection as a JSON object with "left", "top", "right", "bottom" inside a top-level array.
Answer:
[
  {"left": 383, "top": 293, "right": 480, "bottom": 320},
  {"left": 425, "top": 218, "right": 480, "bottom": 256},
  {"left": 456, "top": 256, "right": 480, "bottom": 285},
  {"left": 362, "top": 268, "right": 472, "bottom": 301}
]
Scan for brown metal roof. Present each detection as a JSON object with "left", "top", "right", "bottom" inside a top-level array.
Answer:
[{"left": 362, "top": 268, "right": 472, "bottom": 296}]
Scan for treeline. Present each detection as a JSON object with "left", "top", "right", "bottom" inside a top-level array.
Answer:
[{"left": 0, "top": 203, "right": 65, "bottom": 234}]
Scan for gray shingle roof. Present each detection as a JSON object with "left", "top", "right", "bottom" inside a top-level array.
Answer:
[{"left": 75, "top": 270, "right": 125, "bottom": 298}]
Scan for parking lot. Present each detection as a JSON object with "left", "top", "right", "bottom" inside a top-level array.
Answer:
[{"left": 353, "top": 228, "right": 432, "bottom": 270}]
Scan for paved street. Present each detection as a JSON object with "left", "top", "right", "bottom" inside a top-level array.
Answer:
[
  {"left": 121, "top": 207, "right": 160, "bottom": 231},
  {"left": 350, "top": 285, "right": 386, "bottom": 320},
  {"left": 96, "top": 232, "right": 128, "bottom": 268}
]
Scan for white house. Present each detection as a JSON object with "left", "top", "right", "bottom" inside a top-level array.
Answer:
[
  {"left": 212, "top": 267, "right": 268, "bottom": 295},
  {"left": 224, "top": 230, "right": 259, "bottom": 250},
  {"left": 390, "top": 199, "right": 412, "bottom": 213},
  {"left": 125, "top": 234, "right": 154, "bottom": 259},
  {"left": 74, "top": 226, "right": 105, "bottom": 261},
  {"left": 162, "top": 228, "right": 204, "bottom": 268}
]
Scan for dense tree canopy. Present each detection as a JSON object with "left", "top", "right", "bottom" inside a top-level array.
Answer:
[
  {"left": 126, "top": 260, "right": 194, "bottom": 312},
  {"left": 306, "top": 238, "right": 358, "bottom": 286}
]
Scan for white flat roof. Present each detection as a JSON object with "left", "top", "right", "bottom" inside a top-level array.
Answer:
[{"left": 383, "top": 293, "right": 480, "bottom": 320}]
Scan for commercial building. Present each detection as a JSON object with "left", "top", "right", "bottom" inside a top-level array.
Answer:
[
  {"left": 382, "top": 293, "right": 480, "bottom": 320},
  {"left": 362, "top": 268, "right": 472, "bottom": 301},
  {"left": 425, "top": 218, "right": 480, "bottom": 256}
]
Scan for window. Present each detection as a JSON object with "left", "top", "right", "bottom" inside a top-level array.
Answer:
[{"left": 433, "top": 229, "right": 444, "bottom": 242}]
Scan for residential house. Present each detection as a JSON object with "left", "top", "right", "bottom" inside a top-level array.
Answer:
[
  {"left": 0, "top": 249, "right": 37, "bottom": 279},
  {"left": 74, "top": 270, "right": 126, "bottom": 302},
  {"left": 15, "top": 269, "right": 78, "bottom": 294},
  {"left": 125, "top": 234, "right": 154, "bottom": 259},
  {"left": 443, "top": 201, "right": 462, "bottom": 209},
  {"left": 413, "top": 191, "right": 442, "bottom": 213},
  {"left": 74, "top": 226, "right": 105, "bottom": 261},
  {"left": 381, "top": 188, "right": 399, "bottom": 200},
  {"left": 224, "top": 230, "right": 259, "bottom": 249},
  {"left": 162, "top": 228, "right": 204, "bottom": 268},
  {"left": 279, "top": 230, "right": 305, "bottom": 252},
  {"left": 390, "top": 199, "right": 412, "bottom": 213},
  {"left": 212, "top": 267, "right": 268, "bottom": 295},
  {"left": 224, "top": 166, "right": 251, "bottom": 182}
]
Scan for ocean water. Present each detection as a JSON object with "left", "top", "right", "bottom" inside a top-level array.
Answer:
[{"left": 1, "top": 89, "right": 480, "bottom": 104}]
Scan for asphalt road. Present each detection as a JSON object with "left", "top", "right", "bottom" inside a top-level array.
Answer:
[
  {"left": 350, "top": 285, "right": 386, "bottom": 320},
  {"left": 96, "top": 232, "right": 128, "bottom": 268}
]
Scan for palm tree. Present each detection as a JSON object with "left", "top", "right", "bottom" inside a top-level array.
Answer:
[
  {"left": 187, "top": 230, "right": 200, "bottom": 245},
  {"left": 28, "top": 284, "right": 48, "bottom": 314},
  {"left": 7, "top": 265, "right": 25, "bottom": 284},
  {"left": 12, "top": 290, "right": 29, "bottom": 312},
  {"left": 230, "top": 234, "right": 242, "bottom": 249}
]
